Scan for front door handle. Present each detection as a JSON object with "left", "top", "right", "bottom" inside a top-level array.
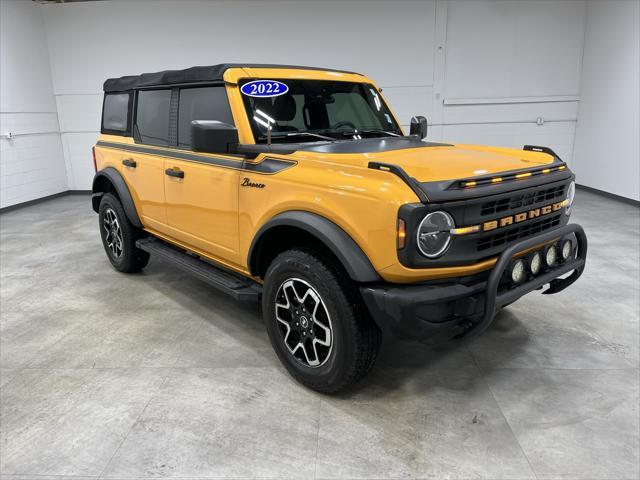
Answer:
[
  {"left": 122, "top": 158, "right": 136, "bottom": 168},
  {"left": 165, "top": 167, "right": 184, "bottom": 179}
]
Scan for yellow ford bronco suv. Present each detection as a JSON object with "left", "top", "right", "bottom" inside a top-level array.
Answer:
[{"left": 93, "top": 64, "right": 587, "bottom": 392}]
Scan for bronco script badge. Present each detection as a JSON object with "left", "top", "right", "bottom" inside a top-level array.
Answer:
[{"left": 241, "top": 177, "right": 266, "bottom": 189}]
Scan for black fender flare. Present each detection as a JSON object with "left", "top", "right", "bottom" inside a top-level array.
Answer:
[
  {"left": 91, "top": 167, "right": 143, "bottom": 228},
  {"left": 248, "top": 211, "right": 381, "bottom": 283}
]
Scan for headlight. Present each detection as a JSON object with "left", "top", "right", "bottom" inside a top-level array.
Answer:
[
  {"left": 566, "top": 181, "right": 575, "bottom": 215},
  {"left": 416, "top": 211, "right": 454, "bottom": 258}
]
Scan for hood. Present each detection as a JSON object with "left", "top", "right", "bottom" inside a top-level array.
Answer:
[
  {"left": 369, "top": 144, "right": 556, "bottom": 182},
  {"left": 297, "top": 138, "right": 556, "bottom": 182}
]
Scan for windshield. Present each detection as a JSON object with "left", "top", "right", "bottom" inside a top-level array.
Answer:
[{"left": 240, "top": 79, "right": 403, "bottom": 143}]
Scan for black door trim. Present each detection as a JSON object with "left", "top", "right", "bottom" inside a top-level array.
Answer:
[{"left": 96, "top": 141, "right": 296, "bottom": 175}]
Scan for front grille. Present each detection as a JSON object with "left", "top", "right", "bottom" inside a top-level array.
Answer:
[
  {"left": 480, "top": 185, "right": 565, "bottom": 216},
  {"left": 401, "top": 176, "right": 571, "bottom": 268},
  {"left": 477, "top": 214, "right": 562, "bottom": 251}
]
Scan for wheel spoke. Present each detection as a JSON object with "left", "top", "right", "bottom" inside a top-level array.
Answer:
[
  {"left": 311, "top": 338, "right": 322, "bottom": 363},
  {"left": 292, "top": 341, "right": 318, "bottom": 367},
  {"left": 282, "top": 281, "right": 299, "bottom": 307},
  {"left": 310, "top": 290, "right": 331, "bottom": 344},
  {"left": 300, "top": 288, "right": 319, "bottom": 311},
  {"left": 275, "top": 297, "right": 290, "bottom": 309}
]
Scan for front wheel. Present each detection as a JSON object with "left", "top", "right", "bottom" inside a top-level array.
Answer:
[
  {"left": 98, "top": 193, "right": 149, "bottom": 273},
  {"left": 262, "top": 249, "right": 381, "bottom": 393}
]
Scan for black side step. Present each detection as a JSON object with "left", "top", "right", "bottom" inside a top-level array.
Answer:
[{"left": 136, "top": 237, "right": 262, "bottom": 301}]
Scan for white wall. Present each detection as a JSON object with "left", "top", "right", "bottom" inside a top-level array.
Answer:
[
  {"left": 3, "top": 0, "right": 601, "bottom": 199},
  {"left": 438, "top": 0, "right": 585, "bottom": 165},
  {"left": 41, "top": 0, "right": 438, "bottom": 190},
  {"left": 39, "top": 0, "right": 589, "bottom": 192},
  {"left": 0, "top": 0, "right": 67, "bottom": 209},
  {"left": 573, "top": 0, "right": 640, "bottom": 201}
]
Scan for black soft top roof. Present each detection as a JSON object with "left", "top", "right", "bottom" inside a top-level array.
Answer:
[{"left": 103, "top": 63, "right": 361, "bottom": 93}]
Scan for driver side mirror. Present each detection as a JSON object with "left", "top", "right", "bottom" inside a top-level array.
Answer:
[
  {"left": 191, "top": 121, "right": 238, "bottom": 154},
  {"left": 410, "top": 116, "right": 428, "bottom": 140}
]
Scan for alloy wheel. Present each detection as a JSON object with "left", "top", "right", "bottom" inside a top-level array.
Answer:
[
  {"left": 274, "top": 278, "right": 333, "bottom": 367},
  {"left": 103, "top": 208, "right": 123, "bottom": 258}
]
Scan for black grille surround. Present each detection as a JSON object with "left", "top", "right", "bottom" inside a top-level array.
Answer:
[
  {"left": 480, "top": 184, "right": 566, "bottom": 217},
  {"left": 477, "top": 214, "right": 562, "bottom": 251},
  {"left": 397, "top": 175, "right": 574, "bottom": 268}
]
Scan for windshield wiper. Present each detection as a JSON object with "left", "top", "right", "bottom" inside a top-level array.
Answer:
[
  {"left": 260, "top": 132, "right": 336, "bottom": 143},
  {"left": 362, "top": 129, "right": 401, "bottom": 137},
  {"left": 286, "top": 132, "right": 336, "bottom": 141},
  {"left": 337, "top": 129, "right": 401, "bottom": 138}
]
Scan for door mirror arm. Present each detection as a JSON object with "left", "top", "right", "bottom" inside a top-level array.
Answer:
[{"left": 191, "top": 121, "right": 239, "bottom": 154}]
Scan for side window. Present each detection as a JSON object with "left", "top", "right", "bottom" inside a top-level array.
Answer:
[
  {"left": 136, "top": 89, "right": 172, "bottom": 146},
  {"left": 102, "top": 93, "right": 130, "bottom": 133},
  {"left": 178, "top": 87, "right": 234, "bottom": 149}
]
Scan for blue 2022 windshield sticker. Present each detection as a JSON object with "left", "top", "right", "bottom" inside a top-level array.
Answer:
[{"left": 240, "top": 80, "right": 289, "bottom": 98}]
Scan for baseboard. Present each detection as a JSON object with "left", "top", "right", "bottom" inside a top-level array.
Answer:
[
  {"left": 576, "top": 184, "right": 639, "bottom": 207},
  {"left": 0, "top": 190, "right": 91, "bottom": 214}
]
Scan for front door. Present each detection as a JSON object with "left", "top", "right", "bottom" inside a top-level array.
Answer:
[
  {"left": 163, "top": 86, "right": 241, "bottom": 265},
  {"left": 164, "top": 157, "right": 241, "bottom": 264}
]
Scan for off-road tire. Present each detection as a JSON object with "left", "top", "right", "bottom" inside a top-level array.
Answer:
[
  {"left": 262, "top": 248, "right": 381, "bottom": 393},
  {"left": 98, "top": 193, "right": 149, "bottom": 273}
]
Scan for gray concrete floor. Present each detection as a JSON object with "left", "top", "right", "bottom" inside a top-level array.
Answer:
[{"left": 0, "top": 190, "right": 638, "bottom": 480}]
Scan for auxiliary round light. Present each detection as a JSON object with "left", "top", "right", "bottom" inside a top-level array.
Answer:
[
  {"left": 510, "top": 259, "right": 526, "bottom": 283},
  {"left": 529, "top": 252, "right": 542, "bottom": 275},
  {"left": 562, "top": 240, "right": 573, "bottom": 260},
  {"left": 545, "top": 245, "right": 557, "bottom": 266}
]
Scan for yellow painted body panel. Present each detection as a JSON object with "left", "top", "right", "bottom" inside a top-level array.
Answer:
[
  {"left": 164, "top": 157, "right": 241, "bottom": 264},
  {"left": 94, "top": 67, "right": 560, "bottom": 283}
]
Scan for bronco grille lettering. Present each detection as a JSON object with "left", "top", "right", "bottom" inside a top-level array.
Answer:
[{"left": 483, "top": 200, "right": 566, "bottom": 232}]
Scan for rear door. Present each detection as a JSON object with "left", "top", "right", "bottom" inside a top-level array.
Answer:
[
  {"left": 122, "top": 89, "right": 172, "bottom": 234},
  {"left": 164, "top": 86, "right": 241, "bottom": 265}
]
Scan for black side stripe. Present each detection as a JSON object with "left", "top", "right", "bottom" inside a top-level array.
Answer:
[{"left": 96, "top": 141, "right": 296, "bottom": 175}]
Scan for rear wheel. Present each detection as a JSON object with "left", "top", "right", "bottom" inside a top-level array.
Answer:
[
  {"left": 262, "top": 249, "right": 381, "bottom": 393},
  {"left": 98, "top": 193, "right": 149, "bottom": 273}
]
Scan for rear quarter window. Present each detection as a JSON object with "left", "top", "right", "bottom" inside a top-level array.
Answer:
[{"left": 102, "top": 93, "right": 130, "bottom": 133}]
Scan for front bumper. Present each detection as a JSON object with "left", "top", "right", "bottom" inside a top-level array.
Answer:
[{"left": 360, "top": 224, "right": 587, "bottom": 341}]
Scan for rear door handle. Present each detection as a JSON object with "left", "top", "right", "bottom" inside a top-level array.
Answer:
[
  {"left": 122, "top": 158, "right": 136, "bottom": 168},
  {"left": 165, "top": 167, "right": 184, "bottom": 179}
]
